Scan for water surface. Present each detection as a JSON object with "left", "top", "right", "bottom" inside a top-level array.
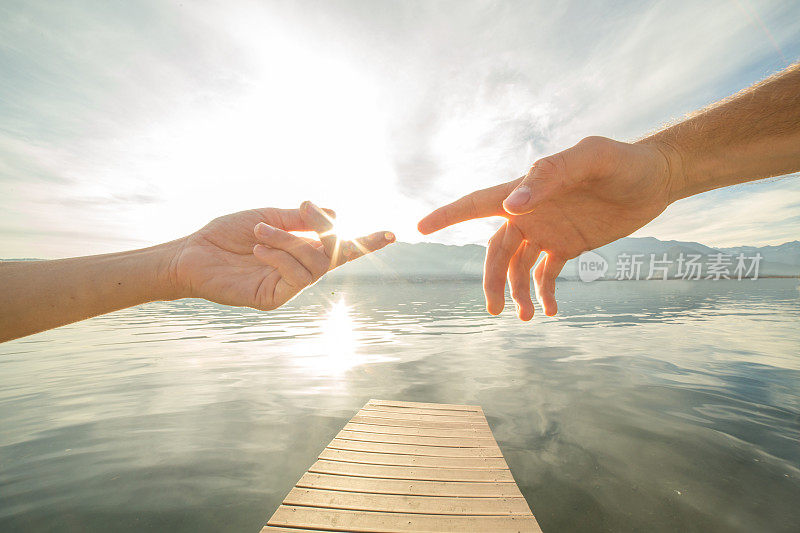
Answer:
[{"left": 1, "top": 279, "right": 799, "bottom": 532}]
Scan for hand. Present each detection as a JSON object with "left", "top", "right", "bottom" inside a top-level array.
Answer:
[
  {"left": 169, "top": 202, "right": 394, "bottom": 310},
  {"left": 418, "top": 136, "right": 677, "bottom": 320}
]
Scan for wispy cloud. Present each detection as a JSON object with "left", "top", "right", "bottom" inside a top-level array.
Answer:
[
  {"left": 0, "top": 0, "right": 798, "bottom": 257},
  {"left": 637, "top": 175, "right": 800, "bottom": 247}
]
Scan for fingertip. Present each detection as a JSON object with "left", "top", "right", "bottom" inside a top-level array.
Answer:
[
  {"left": 417, "top": 219, "right": 433, "bottom": 235},
  {"left": 384, "top": 231, "right": 396, "bottom": 243},
  {"left": 253, "top": 243, "right": 268, "bottom": 258},
  {"left": 486, "top": 300, "right": 504, "bottom": 316},
  {"left": 418, "top": 210, "right": 445, "bottom": 235},
  {"left": 341, "top": 241, "right": 354, "bottom": 258},
  {"left": 502, "top": 185, "right": 531, "bottom": 214},
  {"left": 254, "top": 222, "right": 272, "bottom": 239},
  {"left": 518, "top": 302, "right": 534, "bottom": 321},
  {"left": 502, "top": 204, "right": 525, "bottom": 216},
  {"left": 322, "top": 208, "right": 336, "bottom": 219}
]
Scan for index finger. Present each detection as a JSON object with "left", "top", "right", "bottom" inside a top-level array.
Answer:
[
  {"left": 331, "top": 231, "right": 396, "bottom": 268},
  {"left": 256, "top": 207, "right": 336, "bottom": 232},
  {"left": 417, "top": 179, "right": 520, "bottom": 235}
]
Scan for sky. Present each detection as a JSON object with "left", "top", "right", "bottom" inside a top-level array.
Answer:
[{"left": 1, "top": 0, "right": 799, "bottom": 258}]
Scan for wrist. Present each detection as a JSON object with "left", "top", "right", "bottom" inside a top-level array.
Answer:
[
  {"left": 151, "top": 238, "right": 188, "bottom": 301},
  {"left": 640, "top": 137, "right": 687, "bottom": 205}
]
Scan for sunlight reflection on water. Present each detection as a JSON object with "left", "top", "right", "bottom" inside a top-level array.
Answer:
[{"left": 0, "top": 279, "right": 798, "bottom": 532}]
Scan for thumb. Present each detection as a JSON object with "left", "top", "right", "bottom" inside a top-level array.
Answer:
[
  {"left": 502, "top": 155, "right": 567, "bottom": 215},
  {"left": 502, "top": 137, "right": 607, "bottom": 215}
]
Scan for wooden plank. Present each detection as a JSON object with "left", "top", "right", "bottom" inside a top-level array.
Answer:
[
  {"left": 318, "top": 448, "right": 510, "bottom": 469},
  {"left": 351, "top": 415, "right": 489, "bottom": 430},
  {"left": 260, "top": 528, "right": 320, "bottom": 532},
  {"left": 268, "top": 506, "right": 542, "bottom": 532},
  {"left": 308, "top": 459, "right": 516, "bottom": 482},
  {"left": 283, "top": 487, "right": 532, "bottom": 515},
  {"left": 361, "top": 406, "right": 485, "bottom": 418},
  {"left": 354, "top": 410, "right": 487, "bottom": 423},
  {"left": 368, "top": 399, "right": 482, "bottom": 412},
  {"left": 344, "top": 421, "right": 495, "bottom": 439},
  {"left": 336, "top": 429, "right": 498, "bottom": 448},
  {"left": 263, "top": 399, "right": 541, "bottom": 533},
  {"left": 296, "top": 472, "right": 523, "bottom": 497},
  {"left": 327, "top": 439, "right": 503, "bottom": 457}
]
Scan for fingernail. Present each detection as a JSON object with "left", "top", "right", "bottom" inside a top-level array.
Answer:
[
  {"left": 384, "top": 232, "right": 395, "bottom": 242},
  {"left": 256, "top": 222, "right": 272, "bottom": 236},
  {"left": 504, "top": 185, "right": 530, "bottom": 208}
]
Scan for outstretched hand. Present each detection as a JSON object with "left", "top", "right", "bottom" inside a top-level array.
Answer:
[
  {"left": 418, "top": 136, "right": 677, "bottom": 320},
  {"left": 171, "top": 202, "right": 394, "bottom": 310}
]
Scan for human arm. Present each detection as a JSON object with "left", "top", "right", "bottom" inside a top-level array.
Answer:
[
  {"left": 0, "top": 203, "right": 394, "bottom": 342},
  {"left": 648, "top": 63, "right": 800, "bottom": 202},
  {"left": 418, "top": 62, "right": 800, "bottom": 321}
]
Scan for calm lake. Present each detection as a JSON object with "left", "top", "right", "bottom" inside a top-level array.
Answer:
[{"left": 1, "top": 279, "right": 799, "bottom": 532}]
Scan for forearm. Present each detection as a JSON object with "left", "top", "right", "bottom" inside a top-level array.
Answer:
[
  {"left": 643, "top": 62, "right": 800, "bottom": 202},
  {"left": 0, "top": 241, "right": 182, "bottom": 342}
]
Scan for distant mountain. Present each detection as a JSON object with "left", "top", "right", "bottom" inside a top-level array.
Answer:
[
  {"left": 3, "top": 240, "right": 798, "bottom": 281},
  {"left": 718, "top": 240, "right": 800, "bottom": 267},
  {"left": 328, "top": 237, "right": 800, "bottom": 281},
  {"left": 328, "top": 242, "right": 486, "bottom": 280},
  {"left": 561, "top": 238, "right": 799, "bottom": 280}
]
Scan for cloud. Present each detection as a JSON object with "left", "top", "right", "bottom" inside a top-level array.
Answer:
[
  {"left": 0, "top": 0, "right": 799, "bottom": 257},
  {"left": 636, "top": 175, "right": 800, "bottom": 247}
]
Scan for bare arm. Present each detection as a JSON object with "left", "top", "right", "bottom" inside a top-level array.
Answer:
[
  {"left": 0, "top": 244, "right": 179, "bottom": 342},
  {"left": 649, "top": 62, "right": 800, "bottom": 202},
  {"left": 419, "top": 63, "right": 800, "bottom": 320},
  {"left": 1, "top": 203, "right": 394, "bottom": 342}
]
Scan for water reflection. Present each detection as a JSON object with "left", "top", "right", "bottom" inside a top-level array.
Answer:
[
  {"left": 289, "top": 298, "right": 382, "bottom": 377},
  {"left": 320, "top": 298, "right": 357, "bottom": 362},
  {"left": 0, "top": 279, "right": 798, "bottom": 532}
]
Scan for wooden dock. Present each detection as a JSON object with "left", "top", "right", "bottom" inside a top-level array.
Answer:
[{"left": 261, "top": 399, "right": 541, "bottom": 532}]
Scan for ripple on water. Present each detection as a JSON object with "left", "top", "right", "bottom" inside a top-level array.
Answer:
[{"left": 0, "top": 279, "right": 798, "bottom": 532}]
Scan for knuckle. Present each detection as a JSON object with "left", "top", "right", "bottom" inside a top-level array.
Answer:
[
  {"left": 578, "top": 135, "right": 606, "bottom": 148},
  {"left": 578, "top": 136, "right": 615, "bottom": 157},
  {"left": 441, "top": 206, "right": 455, "bottom": 227},
  {"left": 580, "top": 136, "right": 618, "bottom": 169},
  {"left": 534, "top": 156, "right": 560, "bottom": 176},
  {"left": 298, "top": 270, "right": 313, "bottom": 285},
  {"left": 465, "top": 193, "right": 479, "bottom": 218},
  {"left": 314, "top": 256, "right": 331, "bottom": 274}
]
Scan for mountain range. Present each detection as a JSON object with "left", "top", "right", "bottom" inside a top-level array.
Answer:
[
  {"left": 5, "top": 239, "right": 798, "bottom": 281},
  {"left": 329, "top": 238, "right": 800, "bottom": 281}
]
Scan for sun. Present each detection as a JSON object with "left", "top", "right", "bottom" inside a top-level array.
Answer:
[{"left": 329, "top": 214, "right": 365, "bottom": 243}]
